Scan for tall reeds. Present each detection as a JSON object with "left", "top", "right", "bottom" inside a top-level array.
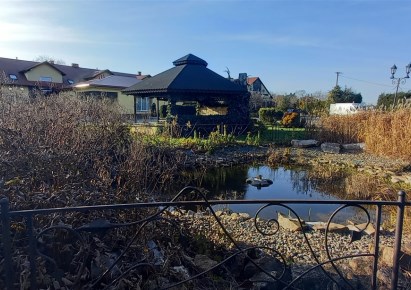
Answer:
[{"left": 317, "top": 109, "right": 411, "bottom": 161}]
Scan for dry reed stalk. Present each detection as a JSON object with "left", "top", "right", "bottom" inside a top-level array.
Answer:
[{"left": 363, "top": 109, "right": 411, "bottom": 160}]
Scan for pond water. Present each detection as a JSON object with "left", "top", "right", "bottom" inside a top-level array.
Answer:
[{"left": 189, "top": 165, "right": 366, "bottom": 223}]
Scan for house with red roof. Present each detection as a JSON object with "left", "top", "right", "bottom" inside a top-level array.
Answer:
[
  {"left": 0, "top": 57, "right": 149, "bottom": 118},
  {"left": 246, "top": 76, "right": 271, "bottom": 99}
]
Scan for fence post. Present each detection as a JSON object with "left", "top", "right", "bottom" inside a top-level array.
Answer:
[
  {"left": 391, "top": 190, "right": 406, "bottom": 290},
  {"left": 0, "top": 198, "right": 13, "bottom": 289}
]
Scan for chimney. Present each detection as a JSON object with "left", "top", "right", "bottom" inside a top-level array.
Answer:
[
  {"left": 238, "top": 73, "right": 248, "bottom": 86},
  {"left": 71, "top": 63, "right": 79, "bottom": 68}
]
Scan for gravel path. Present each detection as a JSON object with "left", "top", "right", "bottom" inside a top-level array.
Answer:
[{"left": 171, "top": 209, "right": 395, "bottom": 267}]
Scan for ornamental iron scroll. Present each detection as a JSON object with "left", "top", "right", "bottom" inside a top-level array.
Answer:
[{"left": 0, "top": 187, "right": 409, "bottom": 289}]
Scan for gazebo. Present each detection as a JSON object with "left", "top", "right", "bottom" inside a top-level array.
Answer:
[{"left": 123, "top": 54, "right": 250, "bottom": 134}]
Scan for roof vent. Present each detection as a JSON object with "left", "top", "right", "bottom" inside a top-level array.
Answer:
[
  {"left": 72, "top": 63, "right": 79, "bottom": 68},
  {"left": 172, "top": 54, "right": 208, "bottom": 67}
]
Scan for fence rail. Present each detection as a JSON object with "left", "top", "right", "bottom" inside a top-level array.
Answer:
[{"left": 1, "top": 187, "right": 410, "bottom": 289}]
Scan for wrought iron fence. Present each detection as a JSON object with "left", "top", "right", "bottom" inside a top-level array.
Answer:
[{"left": 1, "top": 187, "right": 410, "bottom": 289}]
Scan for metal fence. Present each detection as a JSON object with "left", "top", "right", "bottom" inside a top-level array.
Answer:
[{"left": 1, "top": 187, "right": 410, "bottom": 289}]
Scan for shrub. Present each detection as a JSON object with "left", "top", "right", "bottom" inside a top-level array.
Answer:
[
  {"left": 0, "top": 92, "right": 186, "bottom": 208},
  {"left": 281, "top": 112, "right": 300, "bottom": 127},
  {"left": 259, "top": 108, "right": 283, "bottom": 124}
]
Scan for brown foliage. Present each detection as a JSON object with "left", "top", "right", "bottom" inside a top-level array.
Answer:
[
  {"left": 362, "top": 109, "right": 411, "bottom": 161},
  {"left": 316, "top": 109, "right": 411, "bottom": 161},
  {"left": 0, "top": 92, "right": 186, "bottom": 209},
  {"left": 315, "top": 113, "right": 367, "bottom": 144}
]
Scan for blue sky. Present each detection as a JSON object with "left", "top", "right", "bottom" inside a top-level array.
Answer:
[{"left": 0, "top": 0, "right": 410, "bottom": 104}]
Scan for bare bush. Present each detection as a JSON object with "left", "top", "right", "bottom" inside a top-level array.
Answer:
[{"left": 0, "top": 91, "right": 185, "bottom": 209}]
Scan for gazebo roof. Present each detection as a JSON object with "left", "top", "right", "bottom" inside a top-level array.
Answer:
[{"left": 123, "top": 54, "right": 246, "bottom": 95}]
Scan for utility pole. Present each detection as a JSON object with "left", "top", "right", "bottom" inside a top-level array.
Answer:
[{"left": 335, "top": 72, "right": 342, "bottom": 86}]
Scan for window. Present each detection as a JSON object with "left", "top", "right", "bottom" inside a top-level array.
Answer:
[
  {"left": 40, "top": 76, "right": 52, "bottom": 82},
  {"left": 136, "top": 97, "right": 149, "bottom": 111},
  {"left": 9, "top": 74, "right": 17, "bottom": 81},
  {"left": 67, "top": 79, "right": 74, "bottom": 85}
]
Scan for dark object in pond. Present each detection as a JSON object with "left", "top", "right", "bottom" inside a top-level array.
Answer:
[{"left": 246, "top": 175, "right": 273, "bottom": 189}]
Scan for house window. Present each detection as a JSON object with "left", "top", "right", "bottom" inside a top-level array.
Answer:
[
  {"left": 67, "top": 79, "right": 74, "bottom": 85},
  {"left": 40, "top": 76, "right": 52, "bottom": 82},
  {"left": 9, "top": 74, "right": 18, "bottom": 81},
  {"left": 136, "top": 97, "right": 149, "bottom": 111}
]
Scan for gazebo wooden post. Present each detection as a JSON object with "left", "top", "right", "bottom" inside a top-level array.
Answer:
[{"left": 156, "top": 97, "right": 160, "bottom": 122}]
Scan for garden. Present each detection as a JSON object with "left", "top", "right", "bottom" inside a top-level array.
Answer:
[{"left": 1, "top": 91, "right": 411, "bottom": 289}]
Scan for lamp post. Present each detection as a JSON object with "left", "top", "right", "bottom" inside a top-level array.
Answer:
[{"left": 390, "top": 63, "right": 411, "bottom": 106}]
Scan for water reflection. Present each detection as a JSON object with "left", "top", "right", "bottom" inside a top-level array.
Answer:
[{"left": 189, "top": 165, "right": 360, "bottom": 223}]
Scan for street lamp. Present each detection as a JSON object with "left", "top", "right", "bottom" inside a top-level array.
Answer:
[{"left": 390, "top": 63, "right": 411, "bottom": 105}]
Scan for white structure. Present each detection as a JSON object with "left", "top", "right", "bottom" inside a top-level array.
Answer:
[{"left": 329, "top": 103, "right": 364, "bottom": 115}]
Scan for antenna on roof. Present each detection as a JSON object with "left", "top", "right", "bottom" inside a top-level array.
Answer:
[{"left": 224, "top": 67, "right": 231, "bottom": 80}]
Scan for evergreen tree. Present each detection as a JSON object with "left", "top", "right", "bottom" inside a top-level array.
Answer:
[{"left": 327, "top": 86, "right": 362, "bottom": 103}]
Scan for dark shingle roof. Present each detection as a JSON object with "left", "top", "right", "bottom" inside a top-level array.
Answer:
[
  {"left": 0, "top": 57, "right": 137, "bottom": 87},
  {"left": 123, "top": 54, "right": 246, "bottom": 95}
]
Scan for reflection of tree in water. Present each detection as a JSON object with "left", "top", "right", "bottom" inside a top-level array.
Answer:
[
  {"left": 284, "top": 165, "right": 349, "bottom": 197},
  {"left": 288, "top": 168, "right": 313, "bottom": 196},
  {"left": 305, "top": 166, "right": 348, "bottom": 196},
  {"left": 186, "top": 166, "right": 248, "bottom": 199}
]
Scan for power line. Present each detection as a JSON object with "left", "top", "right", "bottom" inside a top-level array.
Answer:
[{"left": 340, "top": 75, "right": 393, "bottom": 88}]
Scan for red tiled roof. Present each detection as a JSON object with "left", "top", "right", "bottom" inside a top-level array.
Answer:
[{"left": 247, "top": 77, "right": 259, "bottom": 85}]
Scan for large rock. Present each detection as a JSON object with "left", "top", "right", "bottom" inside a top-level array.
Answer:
[
  {"left": 342, "top": 143, "right": 365, "bottom": 151},
  {"left": 194, "top": 254, "right": 218, "bottom": 272},
  {"left": 380, "top": 246, "right": 411, "bottom": 271},
  {"left": 320, "top": 142, "right": 341, "bottom": 154},
  {"left": 346, "top": 221, "right": 375, "bottom": 235},
  {"left": 291, "top": 139, "right": 319, "bottom": 148},
  {"left": 247, "top": 255, "right": 291, "bottom": 289},
  {"left": 312, "top": 222, "right": 347, "bottom": 232},
  {"left": 278, "top": 212, "right": 305, "bottom": 231}
]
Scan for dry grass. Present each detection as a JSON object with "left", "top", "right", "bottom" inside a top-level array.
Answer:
[
  {"left": 315, "top": 113, "right": 367, "bottom": 144},
  {"left": 363, "top": 109, "right": 411, "bottom": 161},
  {"left": 317, "top": 109, "right": 411, "bottom": 161}
]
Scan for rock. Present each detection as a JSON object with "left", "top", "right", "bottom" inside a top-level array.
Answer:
[
  {"left": 194, "top": 254, "right": 218, "bottom": 272},
  {"left": 239, "top": 212, "right": 251, "bottom": 221},
  {"left": 170, "top": 266, "right": 190, "bottom": 280},
  {"left": 312, "top": 222, "right": 347, "bottom": 232},
  {"left": 348, "top": 257, "right": 373, "bottom": 275},
  {"left": 230, "top": 212, "right": 240, "bottom": 220},
  {"left": 391, "top": 176, "right": 402, "bottom": 183},
  {"left": 381, "top": 246, "right": 411, "bottom": 271},
  {"left": 147, "top": 240, "right": 164, "bottom": 266},
  {"left": 291, "top": 139, "right": 319, "bottom": 148},
  {"left": 342, "top": 143, "right": 365, "bottom": 151},
  {"left": 278, "top": 212, "right": 305, "bottom": 231},
  {"left": 355, "top": 222, "right": 375, "bottom": 235},
  {"left": 214, "top": 210, "right": 224, "bottom": 217},
  {"left": 320, "top": 142, "right": 341, "bottom": 154},
  {"left": 246, "top": 255, "right": 288, "bottom": 286}
]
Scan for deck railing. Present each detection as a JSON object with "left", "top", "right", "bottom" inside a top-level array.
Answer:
[{"left": 1, "top": 187, "right": 409, "bottom": 289}]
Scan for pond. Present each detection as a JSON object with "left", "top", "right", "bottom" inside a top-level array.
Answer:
[{"left": 188, "top": 165, "right": 368, "bottom": 223}]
